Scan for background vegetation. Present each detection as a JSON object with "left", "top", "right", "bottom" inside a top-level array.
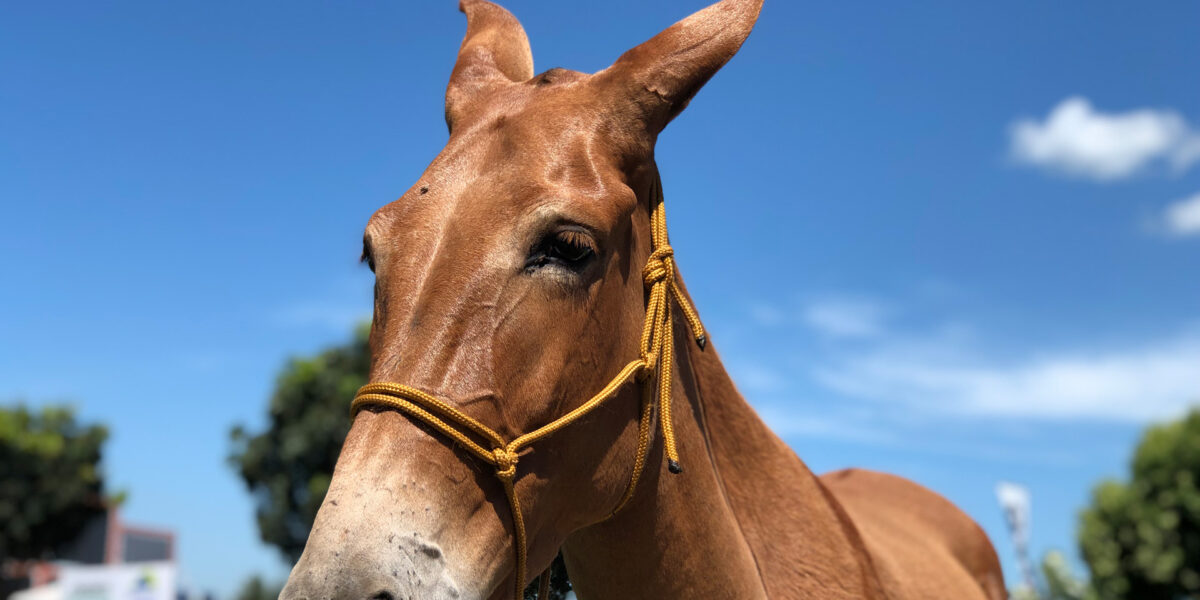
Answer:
[
  {"left": 0, "top": 404, "right": 109, "bottom": 561},
  {"left": 1077, "top": 410, "right": 1200, "bottom": 599}
]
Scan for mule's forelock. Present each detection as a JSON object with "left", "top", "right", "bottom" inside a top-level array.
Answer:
[{"left": 444, "top": 0, "right": 763, "bottom": 142}]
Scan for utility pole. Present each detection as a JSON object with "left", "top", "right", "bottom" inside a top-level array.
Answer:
[{"left": 996, "top": 481, "right": 1038, "bottom": 594}]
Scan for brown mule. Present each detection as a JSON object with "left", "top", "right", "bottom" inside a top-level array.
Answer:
[{"left": 278, "top": 1, "right": 1007, "bottom": 599}]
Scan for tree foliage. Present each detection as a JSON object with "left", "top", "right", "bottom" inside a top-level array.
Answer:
[
  {"left": 233, "top": 575, "right": 283, "bottom": 600},
  {"left": 1010, "top": 551, "right": 1093, "bottom": 600},
  {"left": 1041, "top": 550, "right": 1093, "bottom": 600},
  {"left": 1079, "top": 408, "right": 1200, "bottom": 599},
  {"left": 0, "top": 404, "right": 108, "bottom": 560}
]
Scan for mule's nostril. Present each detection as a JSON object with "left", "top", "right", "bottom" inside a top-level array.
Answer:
[
  {"left": 420, "top": 545, "right": 442, "bottom": 560},
  {"left": 369, "top": 591, "right": 395, "bottom": 600}
]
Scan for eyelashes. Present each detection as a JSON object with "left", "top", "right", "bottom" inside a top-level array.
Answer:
[
  {"left": 546, "top": 229, "right": 595, "bottom": 263},
  {"left": 526, "top": 227, "right": 597, "bottom": 271},
  {"left": 360, "top": 239, "right": 375, "bottom": 273}
]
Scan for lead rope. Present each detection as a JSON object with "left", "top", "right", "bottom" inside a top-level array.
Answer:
[{"left": 350, "top": 176, "right": 704, "bottom": 600}]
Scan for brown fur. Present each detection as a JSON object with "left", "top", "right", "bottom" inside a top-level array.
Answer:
[{"left": 279, "top": 1, "right": 1006, "bottom": 599}]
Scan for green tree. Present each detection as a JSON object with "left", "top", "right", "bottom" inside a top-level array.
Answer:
[
  {"left": 233, "top": 575, "right": 283, "bottom": 600},
  {"left": 1010, "top": 550, "right": 1094, "bottom": 600},
  {"left": 0, "top": 404, "right": 108, "bottom": 560},
  {"left": 1079, "top": 408, "right": 1200, "bottom": 599},
  {"left": 230, "top": 326, "right": 573, "bottom": 598},
  {"left": 1042, "top": 550, "right": 1093, "bottom": 600}
]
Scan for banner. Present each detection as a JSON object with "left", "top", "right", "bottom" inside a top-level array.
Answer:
[{"left": 56, "top": 562, "right": 176, "bottom": 600}]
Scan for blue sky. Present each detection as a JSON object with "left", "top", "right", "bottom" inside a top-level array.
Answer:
[{"left": 3, "top": 0, "right": 1198, "bottom": 596}]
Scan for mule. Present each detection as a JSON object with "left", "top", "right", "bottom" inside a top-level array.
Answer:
[{"left": 279, "top": 1, "right": 1007, "bottom": 598}]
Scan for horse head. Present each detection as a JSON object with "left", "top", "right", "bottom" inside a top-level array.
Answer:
[{"left": 280, "top": 1, "right": 762, "bottom": 599}]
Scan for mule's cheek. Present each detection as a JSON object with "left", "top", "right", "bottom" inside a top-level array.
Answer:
[{"left": 280, "top": 413, "right": 512, "bottom": 600}]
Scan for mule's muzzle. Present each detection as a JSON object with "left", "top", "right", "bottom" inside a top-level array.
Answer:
[{"left": 280, "top": 536, "right": 462, "bottom": 600}]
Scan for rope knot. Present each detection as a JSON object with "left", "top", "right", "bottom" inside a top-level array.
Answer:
[
  {"left": 492, "top": 448, "right": 518, "bottom": 481},
  {"left": 635, "top": 360, "right": 653, "bottom": 382},
  {"left": 641, "top": 246, "right": 676, "bottom": 286}
]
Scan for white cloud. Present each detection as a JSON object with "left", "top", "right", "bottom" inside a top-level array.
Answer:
[
  {"left": 802, "top": 298, "right": 886, "bottom": 339},
  {"left": 1163, "top": 192, "right": 1200, "bottom": 237},
  {"left": 814, "top": 331, "right": 1200, "bottom": 423},
  {"left": 1009, "top": 96, "right": 1200, "bottom": 180},
  {"left": 735, "top": 292, "right": 1200, "bottom": 427}
]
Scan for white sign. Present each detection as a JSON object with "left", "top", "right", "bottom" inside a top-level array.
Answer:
[{"left": 57, "top": 562, "right": 176, "bottom": 600}]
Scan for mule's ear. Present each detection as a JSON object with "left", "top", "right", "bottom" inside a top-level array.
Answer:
[
  {"left": 596, "top": 0, "right": 763, "bottom": 135},
  {"left": 445, "top": 0, "right": 534, "bottom": 132}
]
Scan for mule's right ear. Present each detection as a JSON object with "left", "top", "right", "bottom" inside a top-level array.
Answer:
[
  {"left": 445, "top": 0, "right": 534, "bottom": 133},
  {"left": 594, "top": 0, "right": 763, "bottom": 139}
]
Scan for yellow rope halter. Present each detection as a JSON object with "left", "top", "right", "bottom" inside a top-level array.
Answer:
[{"left": 349, "top": 176, "right": 704, "bottom": 600}]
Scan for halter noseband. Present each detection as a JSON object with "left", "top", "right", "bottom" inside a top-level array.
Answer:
[{"left": 350, "top": 177, "right": 705, "bottom": 599}]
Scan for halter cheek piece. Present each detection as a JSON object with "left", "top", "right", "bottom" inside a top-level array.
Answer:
[{"left": 350, "top": 178, "right": 705, "bottom": 600}]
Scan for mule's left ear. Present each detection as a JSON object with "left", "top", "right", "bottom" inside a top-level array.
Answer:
[
  {"left": 445, "top": 0, "right": 534, "bottom": 132},
  {"left": 595, "top": 0, "right": 763, "bottom": 136}
]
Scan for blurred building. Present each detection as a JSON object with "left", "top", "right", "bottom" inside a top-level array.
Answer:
[{"left": 2, "top": 508, "right": 175, "bottom": 600}]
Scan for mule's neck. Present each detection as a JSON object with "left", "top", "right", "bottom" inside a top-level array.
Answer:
[{"left": 562, "top": 316, "right": 886, "bottom": 599}]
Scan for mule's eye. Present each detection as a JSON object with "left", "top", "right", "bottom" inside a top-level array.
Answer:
[
  {"left": 548, "top": 230, "right": 594, "bottom": 262},
  {"left": 528, "top": 227, "right": 596, "bottom": 271}
]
